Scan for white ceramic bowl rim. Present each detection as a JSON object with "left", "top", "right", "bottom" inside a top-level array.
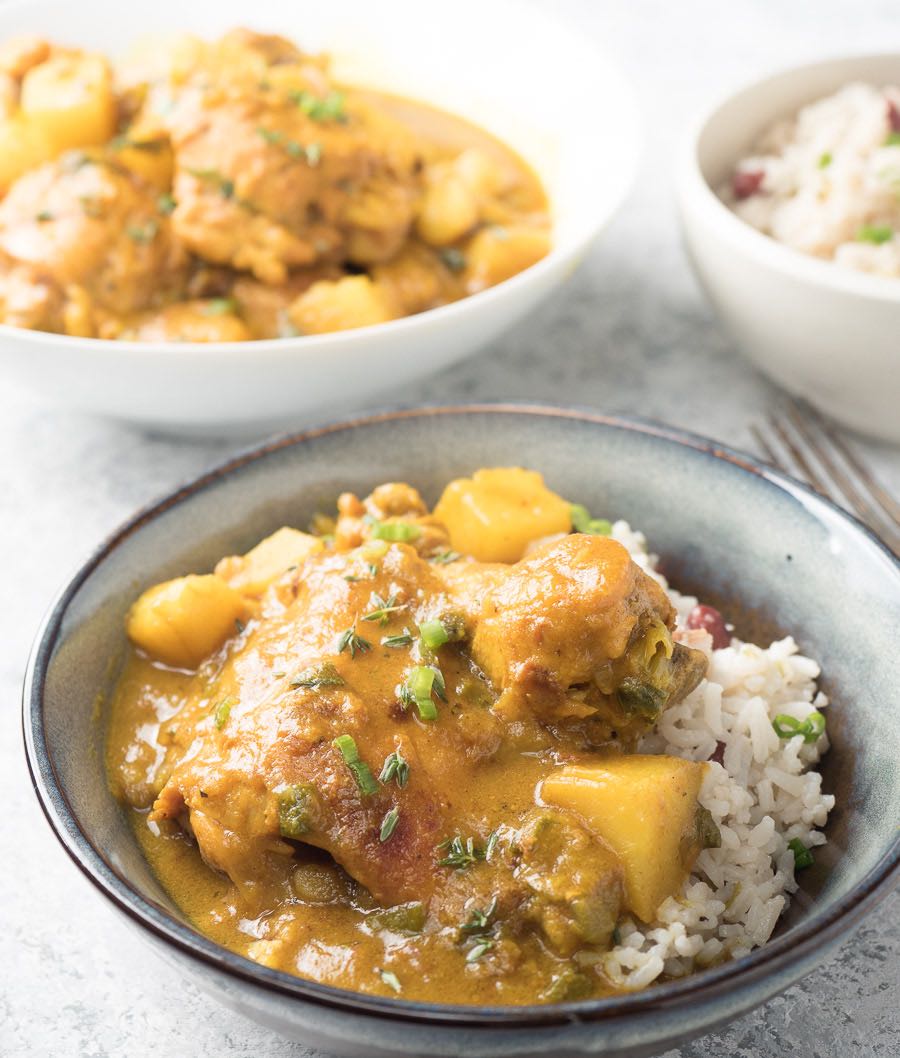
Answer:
[
  {"left": 22, "top": 403, "right": 900, "bottom": 1027},
  {"left": 679, "top": 50, "right": 900, "bottom": 304},
  {"left": 0, "top": 0, "right": 640, "bottom": 357}
]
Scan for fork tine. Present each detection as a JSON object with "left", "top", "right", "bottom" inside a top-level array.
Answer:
[
  {"left": 782, "top": 401, "right": 898, "bottom": 542},
  {"left": 766, "top": 411, "right": 843, "bottom": 504},
  {"left": 800, "top": 401, "right": 900, "bottom": 527},
  {"left": 749, "top": 423, "right": 780, "bottom": 468}
]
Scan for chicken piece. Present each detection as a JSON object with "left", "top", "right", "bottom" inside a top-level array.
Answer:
[
  {"left": 118, "top": 299, "right": 253, "bottom": 343},
  {"left": 232, "top": 270, "right": 341, "bottom": 338},
  {"left": 469, "top": 534, "right": 707, "bottom": 741},
  {"left": 333, "top": 483, "right": 451, "bottom": 556},
  {"left": 152, "top": 31, "right": 424, "bottom": 284},
  {"left": 0, "top": 151, "right": 188, "bottom": 333},
  {"left": 370, "top": 241, "right": 463, "bottom": 316}
]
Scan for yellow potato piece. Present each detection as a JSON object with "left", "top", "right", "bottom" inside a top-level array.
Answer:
[
  {"left": 0, "top": 115, "right": 55, "bottom": 192},
  {"left": 216, "top": 527, "right": 324, "bottom": 596},
  {"left": 20, "top": 52, "right": 116, "bottom": 154},
  {"left": 541, "top": 756, "right": 708, "bottom": 923},
  {"left": 433, "top": 467, "right": 572, "bottom": 563},
  {"left": 289, "top": 276, "right": 395, "bottom": 335},
  {"left": 463, "top": 225, "right": 550, "bottom": 292},
  {"left": 126, "top": 574, "right": 246, "bottom": 669}
]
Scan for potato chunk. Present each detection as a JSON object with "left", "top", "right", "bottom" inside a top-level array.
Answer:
[
  {"left": 215, "top": 527, "right": 324, "bottom": 596},
  {"left": 432, "top": 467, "right": 571, "bottom": 563},
  {"left": 20, "top": 52, "right": 116, "bottom": 154},
  {"left": 541, "top": 756, "right": 710, "bottom": 922},
  {"left": 126, "top": 573, "right": 246, "bottom": 669},
  {"left": 288, "top": 275, "right": 395, "bottom": 335},
  {"left": 463, "top": 224, "right": 550, "bottom": 292}
]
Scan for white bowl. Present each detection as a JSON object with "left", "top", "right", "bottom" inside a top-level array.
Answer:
[
  {"left": 677, "top": 54, "right": 900, "bottom": 444},
  {"left": 0, "top": 0, "right": 639, "bottom": 438}
]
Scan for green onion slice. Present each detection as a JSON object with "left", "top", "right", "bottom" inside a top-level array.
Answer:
[
  {"left": 379, "top": 806, "right": 400, "bottom": 843},
  {"left": 405, "top": 666, "right": 441, "bottom": 721},
  {"left": 213, "top": 697, "right": 234, "bottom": 729},
  {"left": 369, "top": 519, "right": 422, "bottom": 542},
  {"left": 570, "top": 503, "right": 612, "bottom": 536},
  {"left": 772, "top": 710, "right": 825, "bottom": 744},
  {"left": 419, "top": 619, "right": 450, "bottom": 650},
  {"left": 788, "top": 837, "right": 814, "bottom": 869},
  {"left": 332, "top": 734, "right": 379, "bottom": 796}
]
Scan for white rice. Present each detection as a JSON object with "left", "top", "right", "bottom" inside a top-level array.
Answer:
[
  {"left": 595, "top": 520, "right": 835, "bottom": 990},
  {"left": 723, "top": 82, "right": 900, "bottom": 277}
]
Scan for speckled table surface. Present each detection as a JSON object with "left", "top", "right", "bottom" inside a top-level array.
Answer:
[{"left": 2, "top": 1, "right": 898, "bottom": 1056}]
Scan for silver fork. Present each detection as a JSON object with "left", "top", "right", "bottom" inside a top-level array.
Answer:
[{"left": 750, "top": 399, "right": 900, "bottom": 556}]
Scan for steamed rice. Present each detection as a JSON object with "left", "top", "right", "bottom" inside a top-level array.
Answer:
[
  {"left": 595, "top": 520, "right": 834, "bottom": 990},
  {"left": 724, "top": 82, "right": 900, "bottom": 277}
]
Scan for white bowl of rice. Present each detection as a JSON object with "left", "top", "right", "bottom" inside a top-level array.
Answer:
[{"left": 677, "top": 54, "right": 900, "bottom": 444}]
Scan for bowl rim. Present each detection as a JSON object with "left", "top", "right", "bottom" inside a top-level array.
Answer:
[
  {"left": 678, "top": 49, "right": 900, "bottom": 304},
  {"left": 0, "top": 0, "right": 641, "bottom": 356},
  {"left": 22, "top": 402, "right": 900, "bottom": 1028}
]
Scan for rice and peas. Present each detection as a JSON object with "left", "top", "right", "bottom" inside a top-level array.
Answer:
[
  {"left": 598, "top": 520, "right": 833, "bottom": 990},
  {"left": 725, "top": 82, "right": 900, "bottom": 278}
]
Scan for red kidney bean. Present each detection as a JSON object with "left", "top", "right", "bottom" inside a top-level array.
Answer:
[
  {"left": 887, "top": 97, "right": 900, "bottom": 132},
  {"left": 687, "top": 604, "right": 730, "bottom": 649},
  {"left": 732, "top": 169, "right": 764, "bottom": 199},
  {"left": 708, "top": 741, "right": 727, "bottom": 766}
]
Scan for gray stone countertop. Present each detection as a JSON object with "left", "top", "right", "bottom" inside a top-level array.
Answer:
[{"left": 1, "top": 1, "right": 897, "bottom": 1055}]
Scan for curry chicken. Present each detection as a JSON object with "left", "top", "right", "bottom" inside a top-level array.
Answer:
[
  {"left": 0, "top": 30, "right": 550, "bottom": 340},
  {"left": 107, "top": 469, "right": 719, "bottom": 1005}
]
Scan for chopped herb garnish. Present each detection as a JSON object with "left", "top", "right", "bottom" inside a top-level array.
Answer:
[
  {"left": 277, "top": 783, "right": 318, "bottom": 838},
  {"left": 362, "top": 592, "right": 405, "bottom": 626},
  {"left": 367, "top": 902, "right": 426, "bottom": 933},
  {"left": 788, "top": 837, "right": 814, "bottom": 869},
  {"left": 126, "top": 220, "right": 159, "bottom": 244},
  {"left": 439, "top": 247, "right": 466, "bottom": 273},
  {"left": 405, "top": 665, "right": 442, "bottom": 720},
  {"left": 201, "top": 298, "right": 237, "bottom": 317},
  {"left": 337, "top": 626, "right": 372, "bottom": 658},
  {"left": 332, "top": 734, "right": 379, "bottom": 796},
  {"left": 772, "top": 710, "right": 825, "bottom": 744},
  {"left": 886, "top": 131, "right": 900, "bottom": 146},
  {"left": 291, "top": 89, "right": 347, "bottom": 122},
  {"left": 484, "top": 830, "right": 499, "bottom": 860},
  {"left": 419, "top": 619, "right": 450, "bottom": 650},
  {"left": 437, "top": 834, "right": 488, "bottom": 869},
  {"left": 466, "top": 939, "right": 493, "bottom": 962},
  {"left": 157, "top": 192, "right": 177, "bottom": 215},
  {"left": 378, "top": 748, "right": 409, "bottom": 788},
  {"left": 857, "top": 224, "right": 893, "bottom": 245},
  {"left": 291, "top": 662, "right": 345, "bottom": 690},
  {"left": 35, "top": 210, "right": 54, "bottom": 222},
  {"left": 382, "top": 629, "right": 414, "bottom": 648},
  {"left": 379, "top": 806, "right": 400, "bottom": 842},
  {"left": 257, "top": 126, "right": 322, "bottom": 166},
  {"left": 110, "top": 135, "right": 166, "bottom": 153},
  {"left": 235, "top": 618, "right": 246, "bottom": 634},
  {"left": 305, "top": 142, "right": 322, "bottom": 167},
  {"left": 213, "top": 696, "right": 234, "bottom": 729},
  {"left": 570, "top": 503, "right": 612, "bottom": 536},
  {"left": 79, "top": 195, "right": 104, "bottom": 218},
  {"left": 461, "top": 896, "right": 498, "bottom": 933},
  {"left": 378, "top": 968, "right": 402, "bottom": 993},
  {"left": 817, "top": 151, "right": 833, "bottom": 169},
  {"left": 429, "top": 550, "right": 461, "bottom": 565},
  {"left": 185, "top": 167, "right": 235, "bottom": 199},
  {"left": 368, "top": 518, "right": 421, "bottom": 543}
]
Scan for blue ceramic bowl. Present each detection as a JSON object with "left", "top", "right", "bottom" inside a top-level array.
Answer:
[{"left": 23, "top": 406, "right": 900, "bottom": 1057}]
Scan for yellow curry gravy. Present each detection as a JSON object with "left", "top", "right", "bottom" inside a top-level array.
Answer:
[{"left": 106, "top": 472, "right": 716, "bottom": 1005}]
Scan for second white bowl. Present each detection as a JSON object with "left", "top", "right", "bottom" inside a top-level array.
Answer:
[{"left": 677, "top": 53, "right": 900, "bottom": 444}]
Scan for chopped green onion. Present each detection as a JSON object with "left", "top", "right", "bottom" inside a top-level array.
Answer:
[
  {"left": 460, "top": 896, "right": 497, "bottom": 933},
  {"left": 570, "top": 503, "right": 612, "bottom": 536},
  {"left": 772, "top": 710, "right": 825, "bottom": 744},
  {"left": 429, "top": 550, "right": 461, "bottom": 565},
  {"left": 213, "top": 696, "right": 234, "bottom": 729},
  {"left": 277, "top": 783, "right": 318, "bottom": 838},
  {"left": 362, "top": 592, "right": 405, "bottom": 626},
  {"left": 788, "top": 837, "right": 814, "bottom": 869},
  {"left": 157, "top": 192, "right": 177, "bottom": 215},
  {"left": 185, "top": 167, "right": 235, "bottom": 199},
  {"left": 378, "top": 748, "right": 410, "bottom": 788},
  {"left": 405, "top": 666, "right": 440, "bottom": 721},
  {"left": 379, "top": 806, "right": 400, "bottom": 843},
  {"left": 367, "top": 902, "right": 426, "bottom": 933},
  {"left": 35, "top": 210, "right": 54, "bottom": 222},
  {"left": 817, "top": 151, "right": 833, "bottom": 169},
  {"left": 439, "top": 247, "right": 466, "bottom": 272},
  {"left": 369, "top": 519, "right": 421, "bottom": 542},
  {"left": 291, "top": 662, "right": 345, "bottom": 690},
  {"left": 337, "top": 626, "right": 372, "bottom": 658},
  {"left": 465, "top": 939, "right": 493, "bottom": 962},
  {"left": 885, "top": 131, "right": 900, "bottom": 146},
  {"left": 484, "top": 830, "right": 499, "bottom": 860},
  {"left": 382, "top": 629, "right": 414, "bottom": 648},
  {"left": 857, "top": 225, "right": 893, "bottom": 245},
  {"left": 419, "top": 619, "right": 450, "bottom": 650},
  {"left": 126, "top": 220, "right": 159, "bottom": 244},
  {"left": 332, "top": 734, "right": 379, "bottom": 796},
  {"left": 291, "top": 89, "right": 347, "bottom": 122},
  {"left": 304, "top": 142, "right": 323, "bottom": 167},
  {"left": 378, "top": 968, "right": 402, "bottom": 993},
  {"left": 201, "top": 298, "right": 237, "bottom": 317}
]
